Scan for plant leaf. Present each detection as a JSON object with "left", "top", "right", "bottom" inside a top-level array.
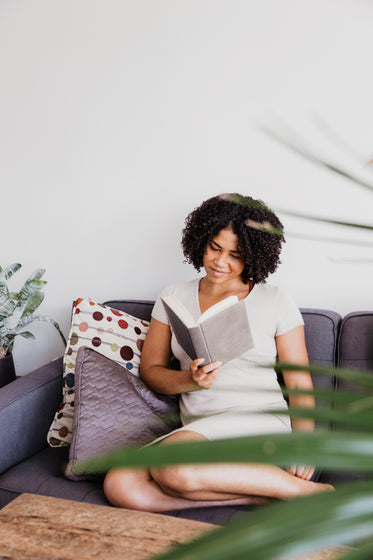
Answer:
[
  {"left": 0, "top": 293, "right": 16, "bottom": 318},
  {"left": 278, "top": 208, "right": 373, "bottom": 232},
  {"left": 259, "top": 124, "right": 373, "bottom": 194},
  {"left": 0, "top": 263, "right": 22, "bottom": 281},
  {"left": 30, "top": 314, "right": 67, "bottom": 346},
  {"left": 77, "top": 431, "right": 373, "bottom": 475},
  {"left": 17, "top": 331, "right": 35, "bottom": 340},
  {"left": 16, "top": 279, "right": 47, "bottom": 312},
  {"left": 20, "top": 292, "right": 45, "bottom": 318},
  {"left": 276, "top": 362, "right": 373, "bottom": 389},
  {"left": 152, "top": 481, "right": 373, "bottom": 560}
]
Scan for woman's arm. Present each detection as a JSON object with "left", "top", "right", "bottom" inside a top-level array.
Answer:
[
  {"left": 276, "top": 325, "right": 315, "bottom": 481},
  {"left": 276, "top": 325, "right": 315, "bottom": 433},
  {"left": 140, "top": 317, "right": 220, "bottom": 395}
]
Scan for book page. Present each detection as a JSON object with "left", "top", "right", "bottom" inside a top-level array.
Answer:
[
  {"left": 197, "top": 295, "right": 238, "bottom": 324},
  {"left": 200, "top": 300, "right": 254, "bottom": 364},
  {"left": 162, "top": 295, "right": 196, "bottom": 328}
]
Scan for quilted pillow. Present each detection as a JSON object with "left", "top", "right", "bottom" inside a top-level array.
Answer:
[
  {"left": 65, "top": 347, "right": 181, "bottom": 480},
  {"left": 47, "top": 297, "right": 150, "bottom": 447}
]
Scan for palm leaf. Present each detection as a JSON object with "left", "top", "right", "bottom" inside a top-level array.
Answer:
[
  {"left": 281, "top": 407, "right": 373, "bottom": 432},
  {"left": 278, "top": 208, "right": 373, "bottom": 232},
  {"left": 77, "top": 431, "right": 373, "bottom": 474},
  {"left": 152, "top": 481, "right": 373, "bottom": 560},
  {"left": 259, "top": 124, "right": 373, "bottom": 194},
  {"left": 275, "top": 362, "right": 373, "bottom": 389}
]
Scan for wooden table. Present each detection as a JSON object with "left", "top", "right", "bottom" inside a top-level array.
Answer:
[
  {"left": 0, "top": 493, "right": 214, "bottom": 560},
  {"left": 0, "top": 493, "right": 349, "bottom": 560}
]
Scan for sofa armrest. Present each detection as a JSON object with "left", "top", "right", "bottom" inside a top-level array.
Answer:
[{"left": 0, "top": 357, "right": 63, "bottom": 475}]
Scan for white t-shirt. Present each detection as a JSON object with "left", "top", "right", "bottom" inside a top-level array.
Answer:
[{"left": 152, "top": 278, "right": 304, "bottom": 436}]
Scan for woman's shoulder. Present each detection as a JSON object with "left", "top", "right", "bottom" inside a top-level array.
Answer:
[
  {"left": 252, "top": 283, "right": 298, "bottom": 306},
  {"left": 253, "top": 282, "right": 285, "bottom": 297}
]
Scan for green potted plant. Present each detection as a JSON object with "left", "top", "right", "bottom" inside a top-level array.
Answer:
[{"left": 0, "top": 263, "right": 66, "bottom": 387}]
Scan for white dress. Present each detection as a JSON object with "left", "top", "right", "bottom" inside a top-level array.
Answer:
[{"left": 151, "top": 279, "right": 304, "bottom": 440}]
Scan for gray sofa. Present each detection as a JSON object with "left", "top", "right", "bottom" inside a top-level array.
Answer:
[{"left": 0, "top": 300, "right": 372, "bottom": 525}]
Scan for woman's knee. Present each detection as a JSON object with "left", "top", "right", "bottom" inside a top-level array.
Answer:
[
  {"left": 151, "top": 465, "right": 198, "bottom": 496},
  {"left": 104, "top": 468, "right": 149, "bottom": 510}
]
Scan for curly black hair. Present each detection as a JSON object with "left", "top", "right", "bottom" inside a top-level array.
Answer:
[{"left": 181, "top": 193, "right": 285, "bottom": 284}]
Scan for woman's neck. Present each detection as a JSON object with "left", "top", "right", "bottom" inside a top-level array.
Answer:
[{"left": 198, "top": 276, "right": 253, "bottom": 311}]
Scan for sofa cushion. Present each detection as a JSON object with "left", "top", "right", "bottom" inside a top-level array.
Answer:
[
  {"left": 65, "top": 347, "right": 181, "bottom": 480},
  {"left": 0, "top": 446, "right": 251, "bottom": 524},
  {"left": 0, "top": 447, "right": 108, "bottom": 509},
  {"left": 47, "top": 298, "right": 149, "bottom": 448}
]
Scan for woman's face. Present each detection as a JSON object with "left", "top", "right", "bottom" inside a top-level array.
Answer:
[{"left": 203, "top": 228, "right": 245, "bottom": 285}]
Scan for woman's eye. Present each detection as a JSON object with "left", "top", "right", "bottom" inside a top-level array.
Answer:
[{"left": 231, "top": 254, "right": 241, "bottom": 260}]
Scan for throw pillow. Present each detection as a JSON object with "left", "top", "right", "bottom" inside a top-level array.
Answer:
[
  {"left": 47, "top": 297, "right": 150, "bottom": 447},
  {"left": 65, "top": 347, "right": 181, "bottom": 480}
]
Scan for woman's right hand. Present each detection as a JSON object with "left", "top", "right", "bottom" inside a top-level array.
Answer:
[{"left": 190, "top": 358, "right": 221, "bottom": 389}]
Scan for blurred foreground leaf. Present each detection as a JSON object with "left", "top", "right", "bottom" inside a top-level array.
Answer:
[
  {"left": 153, "top": 480, "right": 373, "bottom": 560},
  {"left": 78, "top": 431, "right": 373, "bottom": 474}
]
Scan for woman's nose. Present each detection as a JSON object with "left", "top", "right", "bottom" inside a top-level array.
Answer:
[{"left": 214, "top": 253, "right": 227, "bottom": 267}]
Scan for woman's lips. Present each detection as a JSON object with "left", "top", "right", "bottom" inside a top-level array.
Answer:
[{"left": 210, "top": 267, "right": 227, "bottom": 276}]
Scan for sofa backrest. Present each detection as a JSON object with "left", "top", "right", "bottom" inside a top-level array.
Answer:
[
  {"left": 337, "top": 311, "right": 373, "bottom": 372},
  {"left": 335, "top": 310, "right": 373, "bottom": 406},
  {"left": 104, "top": 300, "right": 154, "bottom": 322},
  {"left": 300, "top": 308, "right": 341, "bottom": 369}
]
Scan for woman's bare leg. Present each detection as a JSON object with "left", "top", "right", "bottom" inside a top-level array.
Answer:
[
  {"left": 104, "top": 467, "right": 266, "bottom": 512},
  {"left": 104, "top": 430, "right": 333, "bottom": 512}
]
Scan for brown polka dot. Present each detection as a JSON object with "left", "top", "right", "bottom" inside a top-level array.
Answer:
[
  {"left": 58, "top": 426, "right": 69, "bottom": 438},
  {"left": 137, "top": 339, "right": 144, "bottom": 352},
  {"left": 134, "top": 326, "right": 141, "bottom": 335},
  {"left": 93, "top": 311, "right": 104, "bottom": 321},
  {"left": 120, "top": 346, "right": 134, "bottom": 360},
  {"left": 118, "top": 319, "right": 128, "bottom": 329},
  {"left": 92, "top": 337, "right": 101, "bottom": 347}
]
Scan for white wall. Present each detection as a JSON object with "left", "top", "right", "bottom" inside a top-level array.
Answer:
[{"left": 1, "top": 0, "right": 372, "bottom": 375}]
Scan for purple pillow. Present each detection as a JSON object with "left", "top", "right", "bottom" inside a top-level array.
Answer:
[{"left": 65, "top": 346, "right": 181, "bottom": 480}]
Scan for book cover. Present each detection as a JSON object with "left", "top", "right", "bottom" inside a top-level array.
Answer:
[{"left": 161, "top": 295, "right": 254, "bottom": 366}]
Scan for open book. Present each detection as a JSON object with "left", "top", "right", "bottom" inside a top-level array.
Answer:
[{"left": 161, "top": 295, "right": 254, "bottom": 366}]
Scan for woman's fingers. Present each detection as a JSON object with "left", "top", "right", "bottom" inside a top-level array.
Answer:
[
  {"left": 190, "top": 359, "right": 221, "bottom": 388},
  {"left": 288, "top": 465, "right": 315, "bottom": 480}
]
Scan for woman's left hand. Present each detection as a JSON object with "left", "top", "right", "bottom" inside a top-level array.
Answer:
[
  {"left": 287, "top": 465, "right": 315, "bottom": 481},
  {"left": 190, "top": 358, "right": 221, "bottom": 390}
]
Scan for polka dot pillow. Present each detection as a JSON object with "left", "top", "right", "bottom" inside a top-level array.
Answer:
[{"left": 47, "top": 297, "right": 149, "bottom": 447}]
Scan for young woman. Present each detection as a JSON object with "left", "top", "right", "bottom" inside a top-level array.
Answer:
[{"left": 104, "top": 193, "right": 333, "bottom": 511}]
